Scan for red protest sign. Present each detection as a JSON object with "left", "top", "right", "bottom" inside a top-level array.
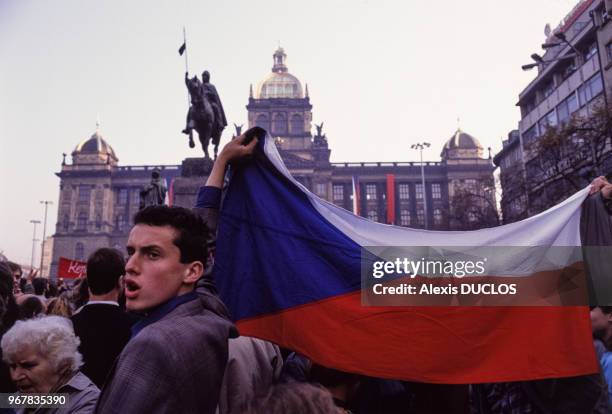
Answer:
[{"left": 58, "top": 257, "right": 87, "bottom": 279}]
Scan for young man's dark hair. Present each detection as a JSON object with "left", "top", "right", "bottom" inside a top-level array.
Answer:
[
  {"left": 31, "top": 278, "right": 47, "bottom": 296},
  {"left": 86, "top": 248, "right": 125, "bottom": 295},
  {"left": 133, "top": 205, "right": 209, "bottom": 264}
]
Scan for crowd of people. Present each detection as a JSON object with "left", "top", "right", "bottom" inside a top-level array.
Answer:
[{"left": 0, "top": 136, "right": 611, "bottom": 413}]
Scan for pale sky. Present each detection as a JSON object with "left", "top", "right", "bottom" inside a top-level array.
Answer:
[{"left": 0, "top": 0, "right": 581, "bottom": 265}]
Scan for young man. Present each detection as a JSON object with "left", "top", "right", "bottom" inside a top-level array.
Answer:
[
  {"left": 71, "top": 247, "right": 132, "bottom": 388},
  {"left": 95, "top": 135, "right": 256, "bottom": 414}
]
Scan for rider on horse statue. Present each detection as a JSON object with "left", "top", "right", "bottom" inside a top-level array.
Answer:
[{"left": 182, "top": 70, "right": 227, "bottom": 159}]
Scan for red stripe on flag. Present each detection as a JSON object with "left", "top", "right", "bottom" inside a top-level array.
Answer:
[
  {"left": 237, "top": 292, "right": 596, "bottom": 383},
  {"left": 386, "top": 174, "right": 395, "bottom": 224}
]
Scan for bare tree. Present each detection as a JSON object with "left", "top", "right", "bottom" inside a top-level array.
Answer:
[
  {"left": 449, "top": 177, "right": 500, "bottom": 230},
  {"left": 529, "top": 103, "right": 612, "bottom": 188},
  {"left": 525, "top": 102, "right": 612, "bottom": 213}
]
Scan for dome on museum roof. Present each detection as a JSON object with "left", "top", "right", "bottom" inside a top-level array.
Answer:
[
  {"left": 72, "top": 124, "right": 118, "bottom": 163},
  {"left": 443, "top": 129, "right": 482, "bottom": 150},
  {"left": 255, "top": 47, "right": 304, "bottom": 99},
  {"left": 74, "top": 130, "right": 116, "bottom": 156}
]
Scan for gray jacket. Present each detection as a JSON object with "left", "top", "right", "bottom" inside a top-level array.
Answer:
[
  {"left": 95, "top": 295, "right": 236, "bottom": 414},
  {"left": 217, "top": 337, "right": 283, "bottom": 414},
  {"left": 17, "top": 371, "right": 99, "bottom": 414}
]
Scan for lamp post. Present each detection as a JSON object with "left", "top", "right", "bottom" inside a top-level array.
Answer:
[
  {"left": 521, "top": 53, "right": 575, "bottom": 71},
  {"left": 29, "top": 220, "right": 41, "bottom": 269},
  {"left": 411, "top": 142, "right": 430, "bottom": 229},
  {"left": 542, "top": 32, "right": 582, "bottom": 57},
  {"left": 39, "top": 200, "right": 53, "bottom": 277}
]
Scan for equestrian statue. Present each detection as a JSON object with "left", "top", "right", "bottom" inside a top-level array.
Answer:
[{"left": 182, "top": 70, "right": 227, "bottom": 159}]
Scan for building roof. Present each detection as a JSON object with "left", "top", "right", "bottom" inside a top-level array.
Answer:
[
  {"left": 72, "top": 128, "right": 117, "bottom": 160},
  {"left": 443, "top": 129, "right": 483, "bottom": 150},
  {"left": 255, "top": 48, "right": 304, "bottom": 99}
]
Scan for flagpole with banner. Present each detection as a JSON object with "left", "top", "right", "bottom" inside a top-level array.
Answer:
[
  {"left": 179, "top": 26, "right": 190, "bottom": 106},
  {"left": 179, "top": 26, "right": 188, "bottom": 73}
]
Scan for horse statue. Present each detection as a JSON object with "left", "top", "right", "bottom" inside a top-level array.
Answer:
[{"left": 183, "top": 71, "right": 227, "bottom": 159}]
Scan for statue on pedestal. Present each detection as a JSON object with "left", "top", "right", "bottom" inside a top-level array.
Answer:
[
  {"left": 182, "top": 70, "right": 227, "bottom": 159},
  {"left": 139, "top": 170, "right": 167, "bottom": 210}
]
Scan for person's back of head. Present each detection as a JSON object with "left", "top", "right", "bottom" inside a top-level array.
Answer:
[
  {"left": 46, "top": 281, "right": 58, "bottom": 298},
  {"left": 32, "top": 278, "right": 47, "bottom": 296},
  {"left": 19, "top": 296, "right": 45, "bottom": 319},
  {"left": 46, "top": 296, "right": 73, "bottom": 318},
  {"left": 309, "top": 364, "right": 361, "bottom": 410},
  {"left": 72, "top": 279, "right": 89, "bottom": 309},
  {"left": 243, "top": 382, "right": 339, "bottom": 414},
  {"left": 87, "top": 248, "right": 125, "bottom": 296}
]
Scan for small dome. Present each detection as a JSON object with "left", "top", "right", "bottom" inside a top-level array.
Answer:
[
  {"left": 70, "top": 125, "right": 119, "bottom": 166},
  {"left": 440, "top": 128, "right": 485, "bottom": 160},
  {"left": 443, "top": 129, "right": 482, "bottom": 150},
  {"left": 255, "top": 47, "right": 304, "bottom": 99},
  {"left": 73, "top": 130, "right": 117, "bottom": 160}
]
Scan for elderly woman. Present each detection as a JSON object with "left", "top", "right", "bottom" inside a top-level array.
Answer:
[{"left": 1, "top": 316, "right": 99, "bottom": 413}]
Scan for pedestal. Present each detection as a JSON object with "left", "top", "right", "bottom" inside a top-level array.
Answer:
[{"left": 172, "top": 157, "right": 214, "bottom": 208}]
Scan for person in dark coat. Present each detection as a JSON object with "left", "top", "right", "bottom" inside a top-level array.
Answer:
[{"left": 71, "top": 248, "right": 132, "bottom": 388}]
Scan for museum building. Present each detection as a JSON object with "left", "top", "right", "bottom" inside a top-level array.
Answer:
[{"left": 49, "top": 48, "right": 495, "bottom": 278}]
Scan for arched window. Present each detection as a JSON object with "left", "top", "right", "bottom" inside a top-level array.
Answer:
[
  {"left": 256, "top": 114, "right": 270, "bottom": 132},
  {"left": 75, "top": 243, "right": 84, "bottom": 261},
  {"left": 272, "top": 113, "right": 287, "bottom": 135},
  {"left": 63, "top": 214, "right": 70, "bottom": 231},
  {"left": 290, "top": 114, "right": 303, "bottom": 135},
  {"left": 95, "top": 214, "right": 102, "bottom": 230}
]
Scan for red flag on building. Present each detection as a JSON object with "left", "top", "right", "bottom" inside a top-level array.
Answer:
[
  {"left": 351, "top": 176, "right": 360, "bottom": 216},
  {"left": 58, "top": 257, "right": 87, "bottom": 279}
]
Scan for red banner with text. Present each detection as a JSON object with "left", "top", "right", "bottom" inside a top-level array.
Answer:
[{"left": 58, "top": 257, "right": 87, "bottom": 279}]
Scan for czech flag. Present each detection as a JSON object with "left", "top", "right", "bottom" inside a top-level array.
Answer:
[{"left": 214, "top": 132, "right": 597, "bottom": 383}]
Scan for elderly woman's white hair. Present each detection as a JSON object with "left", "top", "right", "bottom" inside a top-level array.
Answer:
[{"left": 1, "top": 316, "right": 83, "bottom": 373}]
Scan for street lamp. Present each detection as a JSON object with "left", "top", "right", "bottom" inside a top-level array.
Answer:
[
  {"left": 530, "top": 53, "right": 544, "bottom": 63},
  {"left": 550, "top": 32, "right": 582, "bottom": 56},
  {"left": 29, "top": 220, "right": 41, "bottom": 269},
  {"left": 521, "top": 53, "right": 576, "bottom": 71},
  {"left": 39, "top": 200, "right": 53, "bottom": 277},
  {"left": 411, "top": 142, "right": 430, "bottom": 229}
]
